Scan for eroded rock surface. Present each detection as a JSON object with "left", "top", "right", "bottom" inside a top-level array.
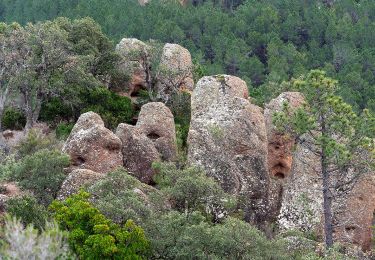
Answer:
[
  {"left": 57, "top": 169, "right": 104, "bottom": 200},
  {"left": 277, "top": 135, "right": 322, "bottom": 232},
  {"left": 334, "top": 174, "right": 375, "bottom": 251},
  {"left": 264, "top": 92, "right": 305, "bottom": 220},
  {"left": 188, "top": 75, "right": 269, "bottom": 224},
  {"left": 116, "top": 102, "right": 177, "bottom": 184},
  {"left": 156, "top": 43, "right": 194, "bottom": 102},
  {"left": 63, "top": 112, "right": 123, "bottom": 174},
  {"left": 116, "top": 38, "right": 149, "bottom": 97}
]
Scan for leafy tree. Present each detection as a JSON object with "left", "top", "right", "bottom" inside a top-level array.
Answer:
[
  {"left": 49, "top": 191, "right": 150, "bottom": 259},
  {"left": 273, "top": 70, "right": 375, "bottom": 248}
]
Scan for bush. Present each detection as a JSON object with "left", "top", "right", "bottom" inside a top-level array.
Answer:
[
  {"left": 6, "top": 195, "right": 49, "bottom": 231},
  {"left": 0, "top": 216, "right": 73, "bottom": 259},
  {"left": 39, "top": 97, "right": 74, "bottom": 123},
  {"left": 55, "top": 122, "right": 74, "bottom": 140},
  {"left": 1, "top": 107, "right": 26, "bottom": 130},
  {"left": 153, "top": 162, "right": 236, "bottom": 221},
  {"left": 49, "top": 191, "right": 150, "bottom": 259},
  {"left": 16, "top": 130, "right": 61, "bottom": 158},
  {"left": 81, "top": 87, "right": 135, "bottom": 129},
  {"left": 10, "top": 149, "right": 70, "bottom": 206},
  {"left": 87, "top": 169, "right": 159, "bottom": 226},
  {"left": 145, "top": 211, "right": 288, "bottom": 260}
]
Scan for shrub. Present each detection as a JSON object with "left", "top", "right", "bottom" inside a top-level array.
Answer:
[
  {"left": 6, "top": 195, "right": 49, "bottom": 231},
  {"left": 39, "top": 97, "right": 74, "bottom": 123},
  {"left": 152, "top": 162, "right": 236, "bottom": 221},
  {"left": 87, "top": 169, "right": 156, "bottom": 226},
  {"left": 10, "top": 149, "right": 70, "bottom": 206},
  {"left": 49, "top": 191, "right": 150, "bottom": 259},
  {"left": 1, "top": 107, "right": 26, "bottom": 130},
  {"left": 55, "top": 122, "right": 74, "bottom": 140},
  {"left": 80, "top": 87, "right": 134, "bottom": 129},
  {"left": 16, "top": 130, "right": 61, "bottom": 158},
  {"left": 145, "top": 211, "right": 288, "bottom": 260},
  {"left": 0, "top": 216, "right": 73, "bottom": 259}
]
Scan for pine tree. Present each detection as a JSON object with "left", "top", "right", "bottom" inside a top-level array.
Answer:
[{"left": 273, "top": 70, "right": 375, "bottom": 248}]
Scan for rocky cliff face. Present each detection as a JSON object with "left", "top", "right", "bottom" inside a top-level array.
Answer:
[{"left": 187, "top": 75, "right": 269, "bottom": 224}]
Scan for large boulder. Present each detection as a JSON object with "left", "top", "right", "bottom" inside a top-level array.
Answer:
[
  {"left": 57, "top": 169, "right": 104, "bottom": 201},
  {"left": 115, "top": 38, "right": 149, "bottom": 97},
  {"left": 334, "top": 174, "right": 375, "bottom": 251},
  {"left": 156, "top": 43, "right": 194, "bottom": 103},
  {"left": 116, "top": 102, "right": 177, "bottom": 184},
  {"left": 264, "top": 92, "right": 305, "bottom": 220},
  {"left": 187, "top": 75, "right": 269, "bottom": 224},
  {"left": 63, "top": 112, "right": 123, "bottom": 174},
  {"left": 137, "top": 102, "right": 177, "bottom": 160}
]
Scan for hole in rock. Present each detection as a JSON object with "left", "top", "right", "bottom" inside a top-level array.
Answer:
[
  {"left": 73, "top": 156, "right": 85, "bottom": 166},
  {"left": 345, "top": 226, "right": 356, "bottom": 232},
  {"left": 147, "top": 132, "right": 160, "bottom": 140},
  {"left": 275, "top": 172, "right": 285, "bottom": 179}
]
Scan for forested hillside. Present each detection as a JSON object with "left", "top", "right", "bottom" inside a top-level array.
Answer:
[{"left": 1, "top": 0, "right": 375, "bottom": 112}]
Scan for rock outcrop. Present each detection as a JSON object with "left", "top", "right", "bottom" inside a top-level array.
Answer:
[
  {"left": 116, "top": 38, "right": 149, "bottom": 97},
  {"left": 277, "top": 136, "right": 322, "bottom": 232},
  {"left": 63, "top": 112, "right": 123, "bottom": 174},
  {"left": 116, "top": 102, "right": 177, "bottom": 184},
  {"left": 264, "top": 92, "right": 305, "bottom": 220},
  {"left": 188, "top": 75, "right": 269, "bottom": 224},
  {"left": 57, "top": 169, "right": 104, "bottom": 200},
  {"left": 334, "top": 174, "right": 375, "bottom": 251},
  {"left": 156, "top": 43, "right": 194, "bottom": 102}
]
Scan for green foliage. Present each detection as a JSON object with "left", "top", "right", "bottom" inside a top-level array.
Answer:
[
  {"left": 39, "top": 97, "right": 74, "bottom": 123},
  {"left": 0, "top": 216, "right": 74, "bottom": 259},
  {"left": 55, "top": 122, "right": 74, "bottom": 140},
  {"left": 9, "top": 149, "right": 69, "bottom": 206},
  {"left": 7, "top": 0, "right": 375, "bottom": 109},
  {"left": 146, "top": 210, "right": 288, "bottom": 259},
  {"left": 153, "top": 162, "right": 235, "bottom": 220},
  {"left": 16, "top": 129, "right": 61, "bottom": 158},
  {"left": 1, "top": 107, "right": 26, "bottom": 130},
  {"left": 49, "top": 191, "right": 150, "bottom": 259},
  {"left": 5, "top": 194, "right": 49, "bottom": 231},
  {"left": 87, "top": 169, "right": 163, "bottom": 226},
  {"left": 81, "top": 87, "right": 134, "bottom": 129}
]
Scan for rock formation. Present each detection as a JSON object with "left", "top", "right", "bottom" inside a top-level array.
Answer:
[
  {"left": 156, "top": 43, "right": 194, "bottom": 103},
  {"left": 264, "top": 92, "right": 305, "bottom": 220},
  {"left": 187, "top": 75, "right": 269, "bottom": 224},
  {"left": 63, "top": 112, "right": 123, "bottom": 174},
  {"left": 277, "top": 136, "right": 322, "bottom": 232},
  {"left": 116, "top": 102, "right": 177, "bottom": 184},
  {"left": 57, "top": 169, "right": 104, "bottom": 201},
  {"left": 334, "top": 174, "right": 375, "bottom": 251},
  {"left": 116, "top": 38, "right": 149, "bottom": 97}
]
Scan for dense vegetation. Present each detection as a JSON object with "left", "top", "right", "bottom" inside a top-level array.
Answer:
[
  {"left": 1, "top": 0, "right": 375, "bottom": 112},
  {"left": 0, "top": 0, "right": 374, "bottom": 258}
]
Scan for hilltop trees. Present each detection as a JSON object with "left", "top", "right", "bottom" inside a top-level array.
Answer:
[{"left": 273, "top": 70, "right": 375, "bottom": 248}]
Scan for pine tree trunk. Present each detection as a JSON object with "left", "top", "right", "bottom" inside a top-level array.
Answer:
[{"left": 321, "top": 119, "right": 334, "bottom": 248}]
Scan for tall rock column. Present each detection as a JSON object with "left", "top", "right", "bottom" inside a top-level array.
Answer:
[
  {"left": 264, "top": 92, "right": 306, "bottom": 220},
  {"left": 187, "top": 75, "right": 269, "bottom": 224}
]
